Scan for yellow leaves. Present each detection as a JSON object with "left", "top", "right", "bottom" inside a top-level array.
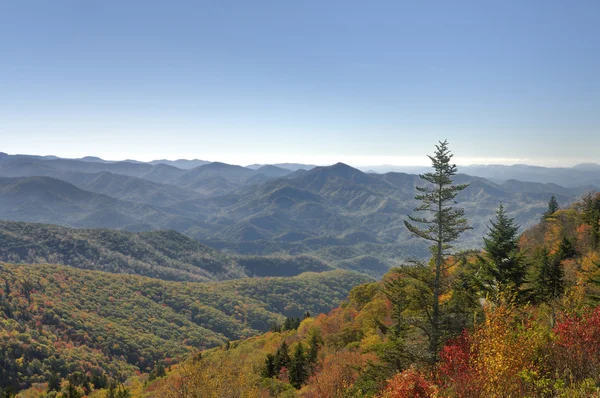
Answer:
[
  {"left": 297, "top": 317, "right": 316, "bottom": 338},
  {"left": 470, "top": 304, "right": 551, "bottom": 397},
  {"left": 544, "top": 218, "right": 564, "bottom": 255},
  {"left": 149, "top": 354, "right": 263, "bottom": 398},
  {"left": 439, "top": 291, "right": 453, "bottom": 304},
  {"left": 359, "top": 333, "right": 383, "bottom": 352},
  {"left": 354, "top": 296, "right": 389, "bottom": 334}
]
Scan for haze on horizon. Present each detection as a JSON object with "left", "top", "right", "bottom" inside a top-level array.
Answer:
[{"left": 2, "top": 1, "right": 599, "bottom": 167}]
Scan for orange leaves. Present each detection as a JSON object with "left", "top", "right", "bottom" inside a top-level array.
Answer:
[
  {"left": 378, "top": 368, "right": 438, "bottom": 398},
  {"left": 302, "top": 351, "right": 374, "bottom": 398}
]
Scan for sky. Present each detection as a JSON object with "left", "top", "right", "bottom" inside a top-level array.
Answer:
[{"left": 1, "top": 1, "right": 599, "bottom": 167}]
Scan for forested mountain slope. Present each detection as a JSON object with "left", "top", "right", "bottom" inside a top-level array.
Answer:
[
  {"left": 0, "top": 221, "right": 335, "bottom": 281},
  {"left": 0, "top": 263, "right": 370, "bottom": 394}
]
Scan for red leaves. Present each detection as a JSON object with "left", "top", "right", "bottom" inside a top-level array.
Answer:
[
  {"left": 552, "top": 306, "right": 600, "bottom": 380},
  {"left": 438, "top": 330, "right": 473, "bottom": 385}
]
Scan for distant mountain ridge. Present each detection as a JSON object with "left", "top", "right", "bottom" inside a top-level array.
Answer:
[{"left": 0, "top": 152, "right": 596, "bottom": 273}]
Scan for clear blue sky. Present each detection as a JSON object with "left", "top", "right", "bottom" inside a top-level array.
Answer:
[{"left": 1, "top": 1, "right": 599, "bottom": 166}]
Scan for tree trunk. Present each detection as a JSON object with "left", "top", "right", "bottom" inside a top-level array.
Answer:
[{"left": 431, "top": 188, "right": 443, "bottom": 362}]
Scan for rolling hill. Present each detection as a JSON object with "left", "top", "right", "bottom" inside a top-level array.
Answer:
[
  {"left": 0, "top": 221, "right": 337, "bottom": 281},
  {"left": 0, "top": 262, "right": 370, "bottom": 391}
]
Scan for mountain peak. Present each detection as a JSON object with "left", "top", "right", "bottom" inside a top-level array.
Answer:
[
  {"left": 291, "top": 162, "right": 377, "bottom": 190},
  {"left": 321, "top": 162, "right": 364, "bottom": 176}
]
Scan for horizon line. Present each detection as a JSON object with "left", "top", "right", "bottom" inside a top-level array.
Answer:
[{"left": 2, "top": 151, "right": 598, "bottom": 170}]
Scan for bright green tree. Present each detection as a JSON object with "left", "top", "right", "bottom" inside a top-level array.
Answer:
[{"left": 479, "top": 204, "right": 526, "bottom": 300}]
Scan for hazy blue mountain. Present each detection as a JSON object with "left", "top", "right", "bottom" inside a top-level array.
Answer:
[
  {"left": 77, "top": 156, "right": 112, "bottom": 163},
  {"left": 149, "top": 158, "right": 211, "bottom": 169},
  {"left": 573, "top": 163, "right": 600, "bottom": 171},
  {"left": 247, "top": 163, "right": 317, "bottom": 171},
  {"left": 0, "top": 176, "right": 203, "bottom": 231},
  {"left": 0, "top": 155, "right": 593, "bottom": 274},
  {"left": 255, "top": 165, "right": 295, "bottom": 178},
  {"left": 173, "top": 162, "right": 261, "bottom": 195},
  {"left": 0, "top": 159, "right": 202, "bottom": 206},
  {"left": 459, "top": 164, "right": 600, "bottom": 187},
  {"left": 362, "top": 163, "right": 600, "bottom": 188}
]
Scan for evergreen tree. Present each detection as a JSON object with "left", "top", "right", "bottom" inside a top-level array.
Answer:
[
  {"left": 403, "top": 140, "right": 471, "bottom": 362},
  {"left": 542, "top": 195, "right": 560, "bottom": 220},
  {"left": 533, "top": 248, "right": 564, "bottom": 302},
  {"left": 269, "top": 322, "right": 281, "bottom": 333},
  {"left": 289, "top": 343, "right": 308, "bottom": 389},
  {"left": 261, "top": 354, "right": 276, "bottom": 378},
  {"left": 307, "top": 332, "right": 321, "bottom": 369},
  {"left": 283, "top": 317, "right": 292, "bottom": 331},
  {"left": 479, "top": 204, "right": 526, "bottom": 299},
  {"left": 556, "top": 236, "right": 576, "bottom": 259},
  {"left": 47, "top": 373, "right": 61, "bottom": 392},
  {"left": 581, "top": 192, "right": 600, "bottom": 249},
  {"left": 273, "top": 341, "right": 290, "bottom": 371}
]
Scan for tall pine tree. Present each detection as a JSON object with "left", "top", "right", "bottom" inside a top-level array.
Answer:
[{"left": 403, "top": 140, "right": 471, "bottom": 362}]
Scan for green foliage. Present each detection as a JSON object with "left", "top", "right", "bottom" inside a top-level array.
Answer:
[
  {"left": 0, "top": 221, "right": 241, "bottom": 282},
  {"left": 273, "top": 341, "right": 291, "bottom": 374},
  {"left": 580, "top": 192, "right": 600, "bottom": 249},
  {"left": 532, "top": 248, "right": 565, "bottom": 303},
  {"left": 479, "top": 204, "right": 527, "bottom": 300},
  {"left": 307, "top": 331, "right": 322, "bottom": 370},
  {"left": 261, "top": 354, "right": 277, "bottom": 378},
  {"left": 289, "top": 343, "right": 308, "bottom": 389},
  {"left": 0, "top": 262, "right": 368, "bottom": 393}
]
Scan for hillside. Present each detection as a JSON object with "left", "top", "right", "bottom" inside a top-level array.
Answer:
[
  {"left": 0, "top": 263, "right": 370, "bottom": 393},
  {"left": 138, "top": 192, "right": 600, "bottom": 398},
  {"left": 0, "top": 221, "right": 340, "bottom": 282},
  {"left": 0, "top": 220, "right": 241, "bottom": 281}
]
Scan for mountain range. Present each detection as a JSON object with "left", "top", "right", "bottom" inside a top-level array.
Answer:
[{"left": 0, "top": 152, "right": 598, "bottom": 274}]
